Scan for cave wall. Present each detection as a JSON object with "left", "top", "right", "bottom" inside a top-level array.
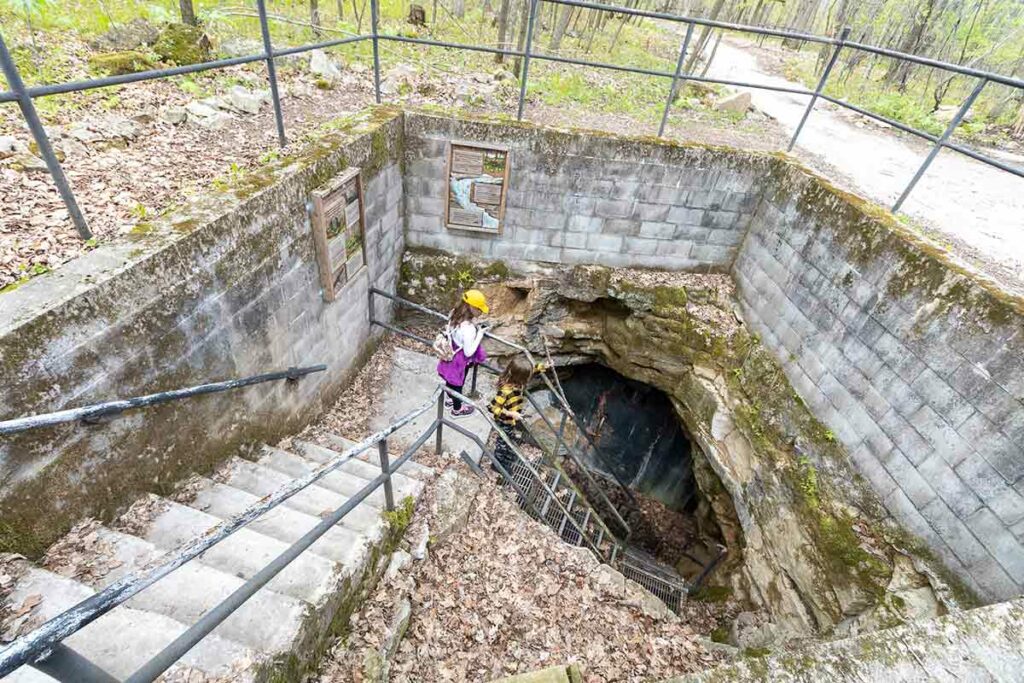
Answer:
[
  {"left": 403, "top": 112, "right": 763, "bottom": 271},
  {"left": 0, "top": 110, "right": 405, "bottom": 556},
  {"left": 734, "top": 166, "right": 1024, "bottom": 601}
]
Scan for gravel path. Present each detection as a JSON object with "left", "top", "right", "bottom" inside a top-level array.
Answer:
[{"left": 706, "top": 37, "right": 1024, "bottom": 293}]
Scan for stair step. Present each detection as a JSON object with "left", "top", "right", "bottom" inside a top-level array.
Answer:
[
  {"left": 291, "top": 440, "right": 419, "bottom": 491},
  {"left": 4, "top": 666, "right": 59, "bottom": 682},
  {"left": 75, "top": 528, "right": 306, "bottom": 654},
  {"left": 313, "top": 434, "right": 436, "bottom": 481},
  {"left": 138, "top": 496, "right": 341, "bottom": 604},
  {"left": 1, "top": 562, "right": 255, "bottom": 680},
  {"left": 188, "top": 478, "right": 371, "bottom": 568},
  {"left": 257, "top": 447, "right": 390, "bottom": 508},
  {"left": 221, "top": 457, "right": 385, "bottom": 536}
]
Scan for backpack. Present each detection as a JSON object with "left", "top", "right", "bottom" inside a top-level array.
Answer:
[{"left": 432, "top": 325, "right": 455, "bottom": 362}]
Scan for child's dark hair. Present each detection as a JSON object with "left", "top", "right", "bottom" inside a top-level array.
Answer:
[
  {"left": 449, "top": 300, "right": 478, "bottom": 326},
  {"left": 499, "top": 356, "right": 534, "bottom": 387}
]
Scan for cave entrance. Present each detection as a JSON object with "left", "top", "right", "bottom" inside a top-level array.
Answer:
[{"left": 536, "top": 363, "right": 719, "bottom": 582}]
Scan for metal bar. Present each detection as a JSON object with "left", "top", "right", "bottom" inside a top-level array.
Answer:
[
  {"left": 789, "top": 26, "right": 850, "bottom": 152},
  {"left": 943, "top": 139, "right": 1024, "bottom": 179},
  {"left": 687, "top": 545, "right": 728, "bottom": 594},
  {"left": 369, "top": 0, "right": 382, "bottom": 103},
  {"left": 539, "top": 471, "right": 562, "bottom": 518},
  {"left": 0, "top": 30, "right": 91, "bottom": 240},
  {"left": 893, "top": 78, "right": 988, "bottom": 212},
  {"left": 470, "top": 364, "right": 479, "bottom": 397},
  {"left": 516, "top": 0, "right": 539, "bottom": 121},
  {"left": 255, "top": 0, "right": 287, "bottom": 147},
  {"left": 271, "top": 34, "right": 371, "bottom": 58},
  {"left": 379, "top": 438, "right": 394, "bottom": 511},
  {"left": 0, "top": 388, "right": 440, "bottom": 677},
  {"left": 817, "top": 93, "right": 939, "bottom": 142},
  {"left": 379, "top": 34, "right": 525, "bottom": 59},
  {"left": 33, "top": 643, "right": 118, "bottom": 683},
  {"left": 658, "top": 21, "right": 694, "bottom": 138},
  {"left": 541, "top": 0, "right": 837, "bottom": 46},
  {"left": 435, "top": 391, "right": 445, "bottom": 455},
  {"left": 0, "top": 365, "right": 326, "bottom": 436},
  {"left": 557, "top": 491, "right": 576, "bottom": 537},
  {"left": 844, "top": 39, "right": 1024, "bottom": 91},
  {"left": 124, "top": 419, "right": 440, "bottom": 682}
]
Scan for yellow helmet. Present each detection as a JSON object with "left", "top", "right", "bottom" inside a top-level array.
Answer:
[{"left": 462, "top": 289, "right": 489, "bottom": 314}]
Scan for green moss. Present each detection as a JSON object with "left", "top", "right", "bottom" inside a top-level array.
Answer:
[
  {"left": 710, "top": 624, "right": 730, "bottom": 643},
  {"left": 742, "top": 647, "right": 771, "bottom": 658},
  {"left": 314, "top": 78, "right": 334, "bottom": 90},
  {"left": 88, "top": 51, "right": 156, "bottom": 76},
  {"left": 153, "top": 23, "right": 210, "bottom": 65},
  {"left": 692, "top": 585, "right": 733, "bottom": 603},
  {"left": 128, "top": 221, "right": 156, "bottom": 240},
  {"left": 383, "top": 495, "right": 416, "bottom": 534}
]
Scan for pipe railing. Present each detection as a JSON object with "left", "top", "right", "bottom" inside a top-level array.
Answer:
[
  {"left": 0, "top": 365, "right": 326, "bottom": 436},
  {"left": 0, "top": 0, "right": 1021, "bottom": 241},
  {"left": 0, "top": 388, "right": 439, "bottom": 678}
]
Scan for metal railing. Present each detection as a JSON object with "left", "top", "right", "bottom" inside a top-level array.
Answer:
[
  {"left": 0, "top": 365, "right": 326, "bottom": 435},
  {"left": 1, "top": 0, "right": 1022, "bottom": 242}
]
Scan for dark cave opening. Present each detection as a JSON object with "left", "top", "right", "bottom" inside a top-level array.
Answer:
[{"left": 549, "top": 364, "right": 716, "bottom": 575}]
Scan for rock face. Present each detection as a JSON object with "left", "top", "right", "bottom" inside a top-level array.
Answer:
[
  {"left": 400, "top": 254, "right": 961, "bottom": 639},
  {"left": 310, "top": 49, "right": 342, "bottom": 81}
]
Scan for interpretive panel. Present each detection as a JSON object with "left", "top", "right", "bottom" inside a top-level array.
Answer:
[
  {"left": 444, "top": 142, "right": 509, "bottom": 234},
  {"left": 311, "top": 167, "right": 366, "bottom": 302}
]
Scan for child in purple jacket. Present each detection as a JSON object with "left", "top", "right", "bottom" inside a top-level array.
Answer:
[{"left": 437, "top": 289, "right": 489, "bottom": 417}]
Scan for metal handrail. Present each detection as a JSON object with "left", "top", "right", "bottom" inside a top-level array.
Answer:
[
  {"left": 0, "top": 389, "right": 440, "bottom": 678},
  {"left": 0, "top": 0, "right": 1021, "bottom": 241},
  {"left": 0, "top": 365, "right": 327, "bottom": 436}
]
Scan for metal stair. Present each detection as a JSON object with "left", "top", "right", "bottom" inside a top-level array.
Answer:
[{"left": 0, "top": 434, "right": 434, "bottom": 681}]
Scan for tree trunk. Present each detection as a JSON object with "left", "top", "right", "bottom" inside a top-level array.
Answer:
[
  {"left": 311, "top": 0, "right": 322, "bottom": 36},
  {"left": 549, "top": 4, "right": 572, "bottom": 51},
  {"left": 454, "top": 0, "right": 465, "bottom": 18},
  {"left": 884, "top": 0, "right": 946, "bottom": 92},
  {"left": 782, "top": 0, "right": 819, "bottom": 50},
  {"left": 337, "top": 0, "right": 344, "bottom": 20},
  {"left": 178, "top": 0, "right": 198, "bottom": 26},
  {"left": 683, "top": 0, "right": 724, "bottom": 74},
  {"left": 513, "top": 0, "right": 532, "bottom": 77},
  {"left": 495, "top": 0, "right": 512, "bottom": 62}
]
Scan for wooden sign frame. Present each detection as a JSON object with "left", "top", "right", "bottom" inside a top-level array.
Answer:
[
  {"left": 311, "top": 167, "right": 366, "bottom": 302},
  {"left": 443, "top": 140, "right": 510, "bottom": 235}
]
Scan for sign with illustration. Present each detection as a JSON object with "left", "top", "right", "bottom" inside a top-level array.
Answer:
[
  {"left": 445, "top": 142, "right": 510, "bottom": 234},
  {"left": 311, "top": 167, "right": 365, "bottom": 302}
]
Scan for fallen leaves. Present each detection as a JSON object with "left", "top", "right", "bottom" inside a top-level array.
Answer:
[{"left": 319, "top": 465, "right": 728, "bottom": 683}]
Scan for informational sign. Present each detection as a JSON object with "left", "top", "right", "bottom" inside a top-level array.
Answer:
[
  {"left": 445, "top": 142, "right": 509, "bottom": 234},
  {"left": 311, "top": 167, "right": 365, "bottom": 302}
]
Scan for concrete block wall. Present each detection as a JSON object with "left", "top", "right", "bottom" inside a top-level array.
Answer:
[
  {"left": 0, "top": 111, "right": 405, "bottom": 555},
  {"left": 733, "top": 168, "right": 1024, "bottom": 601},
  {"left": 403, "top": 112, "right": 768, "bottom": 271}
]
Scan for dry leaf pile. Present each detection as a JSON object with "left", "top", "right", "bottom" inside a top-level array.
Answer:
[
  {"left": 41, "top": 519, "right": 124, "bottom": 583},
  {"left": 321, "top": 468, "right": 726, "bottom": 683}
]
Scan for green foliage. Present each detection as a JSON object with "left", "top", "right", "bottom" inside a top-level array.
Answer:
[
  {"left": 88, "top": 50, "right": 156, "bottom": 75},
  {"left": 382, "top": 495, "right": 415, "bottom": 533},
  {"left": 153, "top": 22, "right": 210, "bottom": 65}
]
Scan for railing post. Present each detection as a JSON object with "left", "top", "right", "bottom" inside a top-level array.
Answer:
[
  {"left": 658, "top": 21, "right": 694, "bottom": 138},
  {"left": 0, "top": 30, "right": 92, "bottom": 241},
  {"left": 435, "top": 390, "right": 445, "bottom": 454},
  {"left": 378, "top": 438, "right": 394, "bottom": 511},
  {"left": 469, "top": 363, "right": 479, "bottom": 398},
  {"left": 370, "top": 0, "right": 382, "bottom": 103},
  {"left": 787, "top": 26, "right": 849, "bottom": 152},
  {"left": 893, "top": 77, "right": 987, "bottom": 213},
  {"left": 516, "top": 0, "right": 539, "bottom": 121},
  {"left": 255, "top": 0, "right": 287, "bottom": 147}
]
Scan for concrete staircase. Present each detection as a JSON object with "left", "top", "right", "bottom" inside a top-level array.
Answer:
[{"left": 1, "top": 434, "right": 434, "bottom": 682}]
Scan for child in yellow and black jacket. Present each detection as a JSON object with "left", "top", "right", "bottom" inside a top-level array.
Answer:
[{"left": 488, "top": 356, "right": 536, "bottom": 473}]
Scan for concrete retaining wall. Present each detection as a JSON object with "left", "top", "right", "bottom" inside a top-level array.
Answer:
[
  {"left": 0, "top": 110, "right": 405, "bottom": 555},
  {"left": 734, "top": 168, "right": 1024, "bottom": 600},
  {"left": 403, "top": 112, "right": 766, "bottom": 271}
]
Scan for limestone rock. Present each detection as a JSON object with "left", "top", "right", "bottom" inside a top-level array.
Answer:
[
  {"left": 714, "top": 91, "right": 751, "bottom": 114},
  {"left": 153, "top": 23, "right": 212, "bottom": 66},
  {"left": 623, "top": 577, "right": 679, "bottom": 622},
  {"left": 381, "top": 64, "right": 417, "bottom": 96},
  {"left": 219, "top": 38, "right": 263, "bottom": 59},
  {"left": 4, "top": 153, "right": 48, "bottom": 173},
  {"left": 429, "top": 468, "right": 481, "bottom": 542},
  {"left": 227, "top": 86, "right": 269, "bottom": 115},
  {"left": 410, "top": 523, "right": 429, "bottom": 561},
  {"left": 87, "top": 51, "right": 156, "bottom": 76},
  {"left": 160, "top": 106, "right": 188, "bottom": 125},
  {"left": 185, "top": 102, "right": 233, "bottom": 130},
  {"left": 384, "top": 549, "right": 412, "bottom": 582},
  {"left": 729, "top": 611, "right": 785, "bottom": 649},
  {"left": 309, "top": 49, "right": 342, "bottom": 81},
  {"left": 0, "top": 136, "right": 22, "bottom": 160},
  {"left": 90, "top": 18, "right": 160, "bottom": 51}
]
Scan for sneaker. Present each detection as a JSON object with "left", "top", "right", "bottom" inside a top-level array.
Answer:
[
  {"left": 444, "top": 395, "right": 454, "bottom": 408},
  {"left": 450, "top": 405, "right": 475, "bottom": 418}
]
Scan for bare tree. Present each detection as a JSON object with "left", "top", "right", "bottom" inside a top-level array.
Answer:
[
  {"left": 179, "top": 0, "right": 198, "bottom": 26},
  {"left": 549, "top": 3, "right": 572, "bottom": 51},
  {"left": 496, "top": 0, "right": 513, "bottom": 63},
  {"left": 311, "top": 0, "right": 323, "bottom": 36},
  {"left": 683, "top": 0, "right": 724, "bottom": 73},
  {"left": 513, "top": 0, "right": 532, "bottom": 76}
]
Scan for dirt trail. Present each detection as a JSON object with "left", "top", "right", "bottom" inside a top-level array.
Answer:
[{"left": 705, "top": 36, "right": 1024, "bottom": 292}]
